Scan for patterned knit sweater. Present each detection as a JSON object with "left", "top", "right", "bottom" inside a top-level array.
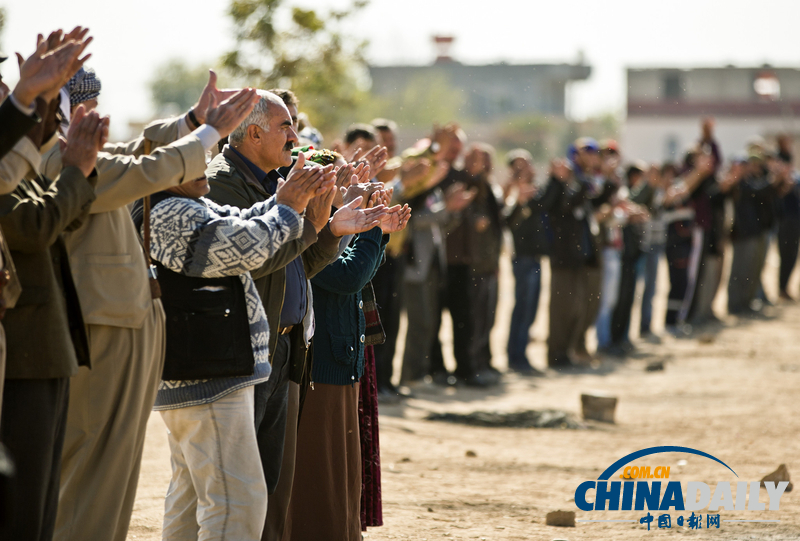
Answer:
[{"left": 148, "top": 194, "right": 303, "bottom": 410}]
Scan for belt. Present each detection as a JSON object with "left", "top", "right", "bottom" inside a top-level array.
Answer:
[{"left": 278, "top": 325, "right": 294, "bottom": 335}]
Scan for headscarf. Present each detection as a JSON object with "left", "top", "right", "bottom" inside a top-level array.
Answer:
[{"left": 66, "top": 67, "right": 102, "bottom": 107}]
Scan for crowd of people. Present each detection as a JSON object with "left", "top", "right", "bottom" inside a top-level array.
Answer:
[{"left": 0, "top": 25, "right": 799, "bottom": 541}]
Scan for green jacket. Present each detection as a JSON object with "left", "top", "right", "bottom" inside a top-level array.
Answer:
[
  {"left": 205, "top": 146, "right": 341, "bottom": 383},
  {"left": 0, "top": 167, "right": 95, "bottom": 379}
]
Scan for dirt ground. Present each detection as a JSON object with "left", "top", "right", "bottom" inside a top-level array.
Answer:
[{"left": 127, "top": 242, "right": 800, "bottom": 540}]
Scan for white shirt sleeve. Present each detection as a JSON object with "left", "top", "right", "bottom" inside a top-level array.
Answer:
[
  {"left": 191, "top": 124, "right": 222, "bottom": 152},
  {"left": 9, "top": 93, "right": 36, "bottom": 116}
]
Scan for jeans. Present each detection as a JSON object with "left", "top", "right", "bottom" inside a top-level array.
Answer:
[
  {"left": 639, "top": 244, "right": 662, "bottom": 334},
  {"left": 161, "top": 385, "right": 267, "bottom": 541},
  {"left": 596, "top": 247, "right": 621, "bottom": 349},
  {"left": 506, "top": 256, "right": 541, "bottom": 368}
]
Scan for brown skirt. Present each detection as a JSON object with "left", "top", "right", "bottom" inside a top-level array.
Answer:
[{"left": 284, "top": 381, "right": 361, "bottom": 541}]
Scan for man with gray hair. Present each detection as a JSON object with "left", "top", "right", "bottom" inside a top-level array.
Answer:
[{"left": 205, "top": 90, "right": 344, "bottom": 540}]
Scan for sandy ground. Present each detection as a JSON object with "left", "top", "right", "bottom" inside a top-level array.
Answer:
[{"left": 127, "top": 241, "right": 800, "bottom": 540}]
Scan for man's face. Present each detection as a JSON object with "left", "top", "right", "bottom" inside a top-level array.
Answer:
[
  {"left": 441, "top": 135, "right": 463, "bottom": 164},
  {"left": 377, "top": 129, "right": 396, "bottom": 157},
  {"left": 255, "top": 102, "right": 298, "bottom": 171},
  {"left": 576, "top": 147, "right": 599, "bottom": 172}
]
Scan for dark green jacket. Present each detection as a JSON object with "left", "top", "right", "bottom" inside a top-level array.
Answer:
[
  {"left": 310, "top": 227, "right": 387, "bottom": 385},
  {"left": 205, "top": 146, "right": 341, "bottom": 383},
  {"left": 0, "top": 167, "right": 95, "bottom": 379}
]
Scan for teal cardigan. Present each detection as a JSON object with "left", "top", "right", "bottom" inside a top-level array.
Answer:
[{"left": 310, "top": 226, "right": 388, "bottom": 385}]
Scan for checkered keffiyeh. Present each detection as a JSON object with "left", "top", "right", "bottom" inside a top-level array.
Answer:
[{"left": 66, "top": 67, "right": 101, "bottom": 107}]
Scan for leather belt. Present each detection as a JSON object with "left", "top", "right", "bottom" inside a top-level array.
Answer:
[{"left": 278, "top": 325, "right": 294, "bottom": 335}]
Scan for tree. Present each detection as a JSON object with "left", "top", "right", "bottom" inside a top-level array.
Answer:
[
  {"left": 149, "top": 59, "right": 224, "bottom": 115},
  {"left": 222, "top": 0, "right": 369, "bottom": 138}
]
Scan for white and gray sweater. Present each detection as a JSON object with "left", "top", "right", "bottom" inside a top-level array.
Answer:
[{"left": 148, "top": 194, "right": 302, "bottom": 410}]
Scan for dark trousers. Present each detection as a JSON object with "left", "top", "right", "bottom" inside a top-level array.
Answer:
[
  {"left": 371, "top": 254, "right": 404, "bottom": 390},
  {"left": 470, "top": 271, "right": 498, "bottom": 372},
  {"left": 611, "top": 253, "right": 642, "bottom": 345},
  {"left": 665, "top": 224, "right": 693, "bottom": 326},
  {"left": 262, "top": 381, "right": 299, "bottom": 541},
  {"left": 547, "top": 264, "right": 601, "bottom": 364},
  {"left": 401, "top": 263, "right": 441, "bottom": 384},
  {"left": 778, "top": 218, "right": 800, "bottom": 293},
  {"left": 728, "top": 236, "right": 762, "bottom": 314},
  {"left": 430, "top": 264, "right": 476, "bottom": 379},
  {"left": 0, "top": 377, "right": 69, "bottom": 541},
  {"left": 507, "top": 256, "right": 542, "bottom": 369},
  {"left": 254, "top": 334, "right": 292, "bottom": 494}
]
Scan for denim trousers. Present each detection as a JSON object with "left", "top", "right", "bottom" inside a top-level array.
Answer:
[
  {"left": 596, "top": 247, "right": 621, "bottom": 348},
  {"left": 506, "top": 256, "right": 541, "bottom": 368},
  {"left": 639, "top": 244, "right": 664, "bottom": 334}
]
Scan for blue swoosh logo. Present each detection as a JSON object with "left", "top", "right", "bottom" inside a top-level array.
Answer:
[{"left": 597, "top": 446, "right": 738, "bottom": 480}]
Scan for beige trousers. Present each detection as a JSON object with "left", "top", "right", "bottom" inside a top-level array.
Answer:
[
  {"left": 55, "top": 301, "right": 166, "bottom": 541},
  {"left": 161, "top": 385, "right": 267, "bottom": 541}
]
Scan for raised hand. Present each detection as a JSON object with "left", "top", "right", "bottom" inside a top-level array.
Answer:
[
  {"left": 368, "top": 189, "right": 410, "bottom": 233},
  {"left": 444, "top": 182, "right": 477, "bottom": 212},
  {"left": 352, "top": 162, "right": 372, "bottom": 184},
  {"left": 275, "top": 153, "right": 333, "bottom": 214},
  {"left": 189, "top": 70, "right": 238, "bottom": 126},
  {"left": 694, "top": 154, "right": 715, "bottom": 176},
  {"left": 334, "top": 162, "right": 355, "bottom": 190},
  {"left": 356, "top": 145, "right": 388, "bottom": 178},
  {"left": 205, "top": 88, "right": 260, "bottom": 138},
  {"left": 14, "top": 28, "right": 92, "bottom": 104},
  {"left": 517, "top": 182, "right": 538, "bottom": 204},
  {"left": 400, "top": 157, "right": 431, "bottom": 188},
  {"left": 549, "top": 158, "right": 572, "bottom": 182},
  {"left": 61, "top": 104, "right": 109, "bottom": 177},
  {"left": 342, "top": 180, "right": 383, "bottom": 209},
  {"left": 329, "top": 197, "right": 386, "bottom": 237},
  {"left": 304, "top": 165, "right": 337, "bottom": 233}
]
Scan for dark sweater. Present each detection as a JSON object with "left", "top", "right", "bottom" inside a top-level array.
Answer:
[
  {"left": 310, "top": 227, "right": 388, "bottom": 386},
  {"left": 732, "top": 175, "right": 776, "bottom": 240}
]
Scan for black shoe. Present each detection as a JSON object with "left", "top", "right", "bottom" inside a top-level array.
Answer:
[
  {"left": 377, "top": 387, "right": 402, "bottom": 404},
  {"left": 459, "top": 373, "right": 496, "bottom": 388},
  {"left": 431, "top": 371, "right": 456, "bottom": 387},
  {"left": 509, "top": 364, "right": 546, "bottom": 377},
  {"left": 598, "top": 345, "right": 627, "bottom": 358},
  {"left": 548, "top": 353, "right": 572, "bottom": 368}
]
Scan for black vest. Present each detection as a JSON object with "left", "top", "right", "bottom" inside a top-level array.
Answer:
[{"left": 134, "top": 192, "right": 254, "bottom": 380}]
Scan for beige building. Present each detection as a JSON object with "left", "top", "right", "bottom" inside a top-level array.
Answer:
[{"left": 623, "top": 66, "right": 800, "bottom": 164}]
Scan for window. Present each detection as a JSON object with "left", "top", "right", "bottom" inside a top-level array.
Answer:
[{"left": 664, "top": 74, "right": 683, "bottom": 100}]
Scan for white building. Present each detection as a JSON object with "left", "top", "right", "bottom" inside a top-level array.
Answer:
[{"left": 623, "top": 66, "right": 800, "bottom": 164}]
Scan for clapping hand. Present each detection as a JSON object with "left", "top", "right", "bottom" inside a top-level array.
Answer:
[
  {"left": 204, "top": 88, "right": 260, "bottom": 138},
  {"left": 444, "top": 182, "right": 477, "bottom": 212},
  {"left": 304, "top": 165, "right": 338, "bottom": 233},
  {"left": 14, "top": 27, "right": 92, "bottom": 104},
  {"left": 355, "top": 146, "right": 388, "bottom": 178},
  {"left": 329, "top": 196, "right": 387, "bottom": 237},
  {"left": 369, "top": 188, "right": 411, "bottom": 233},
  {"left": 275, "top": 153, "right": 335, "bottom": 215},
  {"left": 61, "top": 104, "right": 109, "bottom": 177},
  {"left": 189, "top": 70, "right": 238, "bottom": 127},
  {"left": 549, "top": 158, "right": 572, "bottom": 182}
]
